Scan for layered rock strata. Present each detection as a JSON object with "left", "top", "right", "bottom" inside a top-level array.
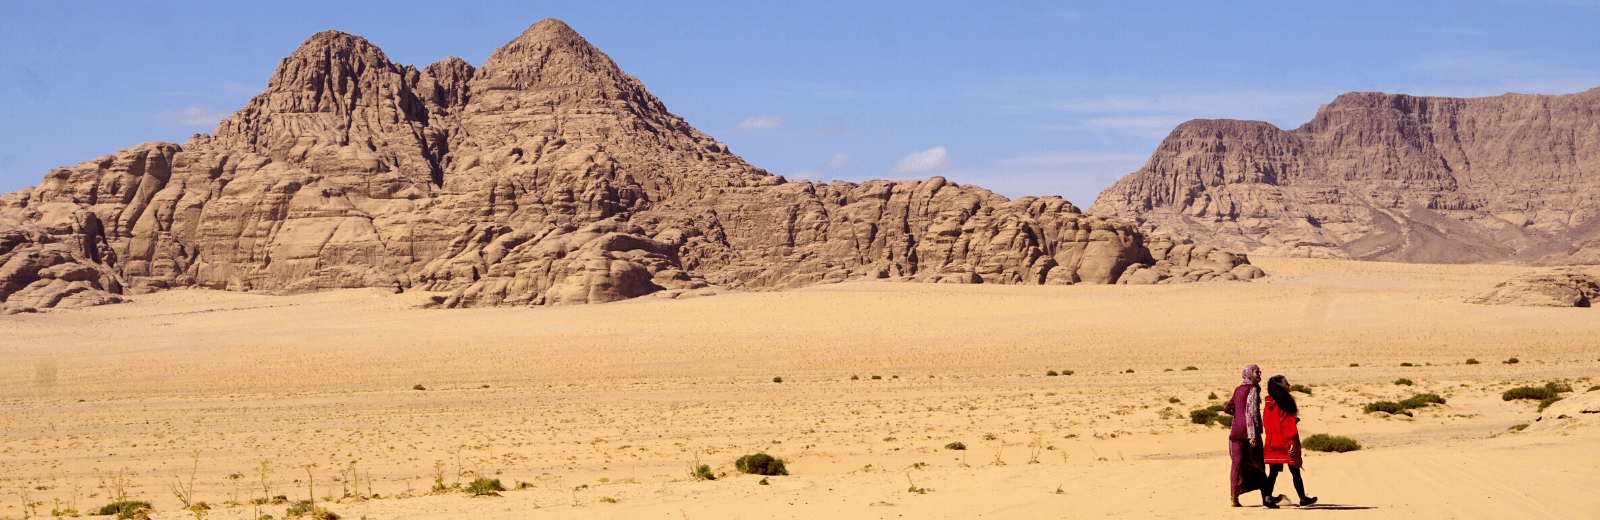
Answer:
[
  {"left": 1467, "top": 269, "right": 1599, "bottom": 307},
  {"left": 0, "top": 19, "right": 1257, "bottom": 310},
  {"left": 1090, "top": 89, "right": 1600, "bottom": 264}
]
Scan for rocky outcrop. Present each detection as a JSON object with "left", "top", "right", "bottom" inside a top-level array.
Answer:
[
  {"left": 1090, "top": 89, "right": 1600, "bottom": 264},
  {"left": 0, "top": 19, "right": 1258, "bottom": 310},
  {"left": 1467, "top": 269, "right": 1599, "bottom": 307}
]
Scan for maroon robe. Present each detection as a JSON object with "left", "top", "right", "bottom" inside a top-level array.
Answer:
[{"left": 1224, "top": 382, "right": 1267, "bottom": 496}]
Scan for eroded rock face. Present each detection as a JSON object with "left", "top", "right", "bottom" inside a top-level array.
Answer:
[
  {"left": 1467, "top": 269, "right": 1599, "bottom": 307},
  {"left": 1090, "top": 90, "right": 1600, "bottom": 264},
  {"left": 0, "top": 19, "right": 1258, "bottom": 309}
]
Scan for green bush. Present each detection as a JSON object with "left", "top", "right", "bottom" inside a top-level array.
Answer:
[
  {"left": 97, "top": 501, "right": 153, "bottom": 519},
  {"left": 1207, "top": 391, "right": 1219, "bottom": 400},
  {"left": 1168, "top": 396, "right": 1181, "bottom": 403},
  {"left": 466, "top": 478, "right": 505, "bottom": 496},
  {"left": 1124, "top": 369, "right": 1135, "bottom": 373},
  {"left": 1400, "top": 362, "right": 1413, "bottom": 367},
  {"left": 1538, "top": 396, "right": 1564, "bottom": 412},
  {"left": 1061, "top": 370, "right": 1074, "bottom": 376},
  {"left": 1189, "top": 404, "right": 1228, "bottom": 426},
  {"left": 1394, "top": 378, "right": 1413, "bottom": 386},
  {"left": 772, "top": 376, "right": 783, "bottom": 383},
  {"left": 1509, "top": 423, "right": 1529, "bottom": 431},
  {"left": 1503, "top": 357, "right": 1519, "bottom": 364},
  {"left": 1046, "top": 370, "right": 1058, "bottom": 376},
  {"left": 690, "top": 464, "right": 716, "bottom": 481},
  {"left": 1465, "top": 358, "right": 1480, "bottom": 365},
  {"left": 1398, "top": 393, "right": 1445, "bottom": 409},
  {"left": 1289, "top": 384, "right": 1313, "bottom": 395},
  {"left": 944, "top": 441, "right": 966, "bottom": 450},
  {"left": 851, "top": 375, "right": 859, "bottom": 380},
  {"left": 1502, "top": 382, "right": 1570, "bottom": 401},
  {"left": 413, "top": 384, "right": 426, "bottom": 391},
  {"left": 1183, "top": 366, "right": 1199, "bottom": 371},
  {"left": 1363, "top": 401, "right": 1412, "bottom": 416},
  {"left": 1349, "top": 363, "right": 1359, "bottom": 367},
  {"left": 1589, "top": 385, "right": 1599, "bottom": 392},
  {"left": 1302, "top": 434, "right": 1361, "bottom": 453},
  {"left": 285, "top": 500, "right": 314, "bottom": 517},
  {"left": 871, "top": 375, "right": 882, "bottom": 380},
  {"left": 734, "top": 453, "right": 789, "bottom": 476},
  {"left": 1217, "top": 415, "right": 1233, "bottom": 427}
]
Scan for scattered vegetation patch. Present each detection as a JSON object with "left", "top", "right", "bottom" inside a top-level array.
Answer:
[
  {"left": 1538, "top": 396, "right": 1564, "bottom": 412},
  {"left": 944, "top": 442, "right": 966, "bottom": 450},
  {"left": 1363, "top": 401, "right": 1411, "bottom": 416},
  {"left": 1503, "top": 357, "right": 1519, "bottom": 364},
  {"left": 851, "top": 375, "right": 860, "bottom": 380},
  {"left": 1465, "top": 358, "right": 1481, "bottom": 365},
  {"left": 1060, "top": 370, "right": 1074, "bottom": 376},
  {"left": 1589, "top": 385, "right": 1599, "bottom": 393},
  {"left": 871, "top": 375, "right": 882, "bottom": 380},
  {"left": 1189, "top": 405, "right": 1229, "bottom": 426},
  {"left": 466, "top": 478, "right": 505, "bottom": 496},
  {"left": 1503, "top": 382, "right": 1571, "bottom": 401},
  {"left": 412, "top": 384, "right": 426, "bottom": 391},
  {"left": 1397, "top": 394, "right": 1445, "bottom": 409},
  {"left": 1399, "top": 362, "right": 1414, "bottom": 367},
  {"left": 1168, "top": 396, "right": 1182, "bottom": 403},
  {"left": 772, "top": 376, "right": 783, "bottom": 383},
  {"left": 734, "top": 453, "right": 789, "bottom": 476},
  {"left": 689, "top": 464, "right": 716, "bottom": 481},
  {"left": 1394, "top": 378, "right": 1414, "bottom": 386},
  {"left": 1207, "top": 392, "right": 1219, "bottom": 400},
  {"left": 1046, "top": 370, "right": 1058, "bottom": 376},
  {"left": 1289, "top": 384, "right": 1313, "bottom": 395},
  {"left": 1349, "top": 363, "right": 1359, "bottom": 367},
  {"left": 1183, "top": 366, "right": 1199, "bottom": 371},
  {"left": 1302, "top": 434, "right": 1361, "bottom": 453},
  {"left": 1124, "top": 369, "right": 1135, "bottom": 373},
  {"left": 1509, "top": 423, "right": 1529, "bottom": 431},
  {"left": 97, "top": 501, "right": 153, "bottom": 519}
]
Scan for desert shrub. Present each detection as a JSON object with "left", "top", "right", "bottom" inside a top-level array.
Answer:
[
  {"left": 1168, "top": 396, "right": 1181, "bottom": 403},
  {"left": 1183, "top": 366, "right": 1199, "bottom": 371},
  {"left": 1509, "top": 423, "right": 1529, "bottom": 431},
  {"left": 412, "top": 384, "right": 426, "bottom": 391},
  {"left": 1538, "top": 396, "right": 1564, "bottom": 412},
  {"left": 1398, "top": 393, "right": 1445, "bottom": 409},
  {"left": 1363, "top": 401, "right": 1411, "bottom": 416},
  {"left": 1046, "top": 370, "right": 1058, "bottom": 376},
  {"left": 285, "top": 500, "right": 314, "bottom": 517},
  {"left": 466, "top": 478, "right": 504, "bottom": 496},
  {"left": 772, "top": 377, "right": 783, "bottom": 383},
  {"left": 1061, "top": 370, "right": 1074, "bottom": 376},
  {"left": 944, "top": 441, "right": 966, "bottom": 450},
  {"left": 1503, "top": 357, "right": 1519, "bottom": 364},
  {"left": 1394, "top": 378, "right": 1413, "bottom": 386},
  {"left": 1465, "top": 358, "right": 1480, "bottom": 365},
  {"left": 1349, "top": 363, "right": 1359, "bottom": 367},
  {"left": 1289, "top": 384, "right": 1313, "bottom": 395},
  {"left": 1302, "top": 434, "right": 1360, "bottom": 453},
  {"left": 871, "top": 375, "right": 882, "bottom": 380},
  {"left": 1502, "top": 386, "right": 1556, "bottom": 401},
  {"left": 1545, "top": 381, "right": 1573, "bottom": 393},
  {"left": 689, "top": 464, "right": 715, "bottom": 481},
  {"left": 735, "top": 453, "right": 789, "bottom": 476},
  {"left": 516, "top": 481, "right": 534, "bottom": 490},
  {"left": 1589, "top": 385, "right": 1599, "bottom": 392},
  {"left": 1125, "top": 369, "right": 1135, "bottom": 373},
  {"left": 1207, "top": 392, "right": 1219, "bottom": 400},
  {"left": 851, "top": 375, "right": 859, "bottom": 380},
  {"left": 1217, "top": 415, "right": 1233, "bottom": 427},
  {"left": 1189, "top": 404, "right": 1228, "bottom": 425},
  {"left": 1164, "top": 368, "right": 1174, "bottom": 372},
  {"left": 97, "top": 501, "right": 153, "bottom": 519},
  {"left": 1400, "top": 362, "right": 1413, "bottom": 367}
]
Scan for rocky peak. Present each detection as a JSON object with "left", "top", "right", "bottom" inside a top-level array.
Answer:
[{"left": 474, "top": 19, "right": 631, "bottom": 94}]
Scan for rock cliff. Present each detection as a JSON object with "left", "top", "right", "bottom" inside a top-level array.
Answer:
[
  {"left": 0, "top": 19, "right": 1257, "bottom": 311},
  {"left": 1090, "top": 89, "right": 1600, "bottom": 264}
]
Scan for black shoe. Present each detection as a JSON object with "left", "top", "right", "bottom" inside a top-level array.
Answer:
[
  {"left": 1262, "top": 499, "right": 1280, "bottom": 509},
  {"left": 1299, "top": 496, "right": 1318, "bottom": 508}
]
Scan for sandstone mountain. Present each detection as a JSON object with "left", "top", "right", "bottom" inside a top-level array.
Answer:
[
  {"left": 0, "top": 19, "right": 1256, "bottom": 312},
  {"left": 1090, "top": 89, "right": 1600, "bottom": 265}
]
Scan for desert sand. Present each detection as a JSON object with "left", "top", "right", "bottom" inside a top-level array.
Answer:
[{"left": 2, "top": 257, "right": 1597, "bottom": 519}]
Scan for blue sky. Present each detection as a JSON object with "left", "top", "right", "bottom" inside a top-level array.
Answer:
[{"left": 3, "top": 1, "right": 1598, "bottom": 206}]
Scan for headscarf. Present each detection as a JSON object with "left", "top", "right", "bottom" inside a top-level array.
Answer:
[{"left": 1240, "top": 364, "right": 1261, "bottom": 442}]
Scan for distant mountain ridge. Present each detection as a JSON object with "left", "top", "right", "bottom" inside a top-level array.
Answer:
[
  {"left": 1090, "top": 88, "right": 1600, "bottom": 265},
  {"left": 0, "top": 19, "right": 1257, "bottom": 312}
]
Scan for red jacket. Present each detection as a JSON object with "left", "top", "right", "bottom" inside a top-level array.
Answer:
[{"left": 1263, "top": 396, "right": 1302, "bottom": 467}]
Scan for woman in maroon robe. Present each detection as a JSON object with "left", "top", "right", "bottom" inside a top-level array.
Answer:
[
  {"left": 1223, "top": 364, "right": 1275, "bottom": 507},
  {"left": 1264, "top": 375, "right": 1318, "bottom": 507}
]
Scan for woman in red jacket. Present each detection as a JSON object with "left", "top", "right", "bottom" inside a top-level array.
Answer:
[{"left": 1263, "top": 375, "right": 1318, "bottom": 508}]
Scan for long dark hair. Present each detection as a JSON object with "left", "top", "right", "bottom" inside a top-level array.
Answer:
[{"left": 1266, "top": 375, "right": 1298, "bottom": 416}]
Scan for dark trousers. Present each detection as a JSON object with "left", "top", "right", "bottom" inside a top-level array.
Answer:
[{"left": 1267, "top": 463, "right": 1306, "bottom": 500}]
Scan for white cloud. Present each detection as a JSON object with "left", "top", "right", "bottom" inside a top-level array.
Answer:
[
  {"left": 825, "top": 152, "right": 857, "bottom": 170},
  {"left": 734, "top": 115, "right": 783, "bottom": 131},
  {"left": 890, "top": 147, "right": 951, "bottom": 173},
  {"left": 156, "top": 104, "right": 230, "bottom": 127}
]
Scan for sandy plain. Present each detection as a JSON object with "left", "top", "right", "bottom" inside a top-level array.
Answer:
[{"left": 1, "top": 257, "right": 1597, "bottom": 519}]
